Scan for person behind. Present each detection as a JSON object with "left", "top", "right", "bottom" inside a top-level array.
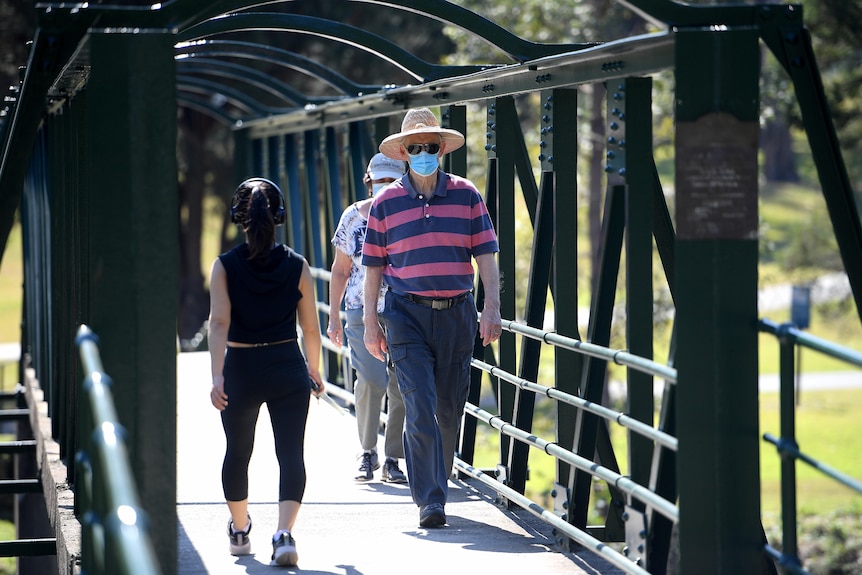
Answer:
[
  {"left": 361, "top": 108, "right": 502, "bottom": 528},
  {"left": 327, "top": 153, "right": 408, "bottom": 483},
  {"left": 208, "top": 177, "right": 324, "bottom": 566}
]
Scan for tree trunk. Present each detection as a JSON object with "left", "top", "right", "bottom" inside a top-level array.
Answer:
[
  {"left": 177, "top": 111, "right": 213, "bottom": 343},
  {"left": 762, "top": 118, "right": 799, "bottom": 183}
]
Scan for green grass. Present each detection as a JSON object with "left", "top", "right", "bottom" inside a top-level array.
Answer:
[
  {"left": 0, "top": 221, "right": 21, "bottom": 344},
  {"left": 471, "top": 386, "right": 862, "bottom": 526},
  {"left": 0, "top": 520, "right": 15, "bottom": 574},
  {"left": 760, "top": 387, "right": 862, "bottom": 515}
]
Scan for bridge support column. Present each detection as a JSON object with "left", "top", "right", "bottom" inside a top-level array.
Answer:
[
  {"left": 87, "top": 29, "right": 178, "bottom": 575},
  {"left": 674, "top": 28, "right": 766, "bottom": 573}
]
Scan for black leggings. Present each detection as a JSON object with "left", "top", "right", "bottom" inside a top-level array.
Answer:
[{"left": 221, "top": 343, "right": 311, "bottom": 502}]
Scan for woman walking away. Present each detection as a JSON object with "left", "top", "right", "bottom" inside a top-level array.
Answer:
[{"left": 208, "top": 177, "right": 324, "bottom": 567}]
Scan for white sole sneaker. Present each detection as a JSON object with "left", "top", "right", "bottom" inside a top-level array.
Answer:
[
  {"left": 227, "top": 516, "right": 252, "bottom": 555},
  {"left": 271, "top": 533, "right": 298, "bottom": 566}
]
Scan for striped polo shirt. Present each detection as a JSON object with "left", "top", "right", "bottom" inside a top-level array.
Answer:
[{"left": 362, "top": 170, "right": 498, "bottom": 298}]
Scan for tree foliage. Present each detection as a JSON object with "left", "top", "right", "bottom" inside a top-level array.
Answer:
[{"left": 800, "top": 0, "right": 862, "bottom": 190}]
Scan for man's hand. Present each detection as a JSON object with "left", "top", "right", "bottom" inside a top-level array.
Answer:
[
  {"left": 479, "top": 305, "right": 502, "bottom": 347},
  {"left": 363, "top": 316, "right": 388, "bottom": 361}
]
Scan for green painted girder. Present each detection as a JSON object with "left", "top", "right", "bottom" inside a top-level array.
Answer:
[
  {"left": 39, "top": 0, "right": 593, "bottom": 63},
  {"left": 239, "top": 32, "right": 675, "bottom": 138},
  {"left": 361, "top": 0, "right": 595, "bottom": 62},
  {"left": 506, "top": 173, "right": 554, "bottom": 496},
  {"left": 568, "top": 185, "right": 626, "bottom": 531},
  {"left": 176, "top": 12, "right": 496, "bottom": 82},
  {"left": 174, "top": 39, "right": 380, "bottom": 96},
  {"left": 760, "top": 15, "right": 862, "bottom": 325},
  {"left": 0, "top": 20, "right": 91, "bottom": 262},
  {"left": 176, "top": 58, "right": 312, "bottom": 106}
]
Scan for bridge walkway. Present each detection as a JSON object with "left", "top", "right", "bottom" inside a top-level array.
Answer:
[{"left": 176, "top": 351, "right": 623, "bottom": 575}]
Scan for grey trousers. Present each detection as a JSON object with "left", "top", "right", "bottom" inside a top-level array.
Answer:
[{"left": 344, "top": 307, "right": 405, "bottom": 459}]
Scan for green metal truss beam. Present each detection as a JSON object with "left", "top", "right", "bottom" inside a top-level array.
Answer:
[
  {"left": 176, "top": 58, "right": 311, "bottom": 106},
  {"left": 239, "top": 31, "right": 675, "bottom": 138},
  {"left": 175, "top": 39, "right": 380, "bottom": 96},
  {"left": 177, "top": 77, "right": 262, "bottom": 116},
  {"left": 177, "top": 92, "right": 243, "bottom": 124},
  {"left": 176, "top": 12, "right": 496, "bottom": 82}
]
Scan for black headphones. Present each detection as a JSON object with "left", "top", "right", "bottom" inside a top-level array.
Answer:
[{"left": 230, "top": 177, "right": 286, "bottom": 225}]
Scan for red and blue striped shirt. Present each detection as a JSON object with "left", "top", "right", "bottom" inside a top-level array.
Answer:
[{"left": 361, "top": 171, "right": 498, "bottom": 298}]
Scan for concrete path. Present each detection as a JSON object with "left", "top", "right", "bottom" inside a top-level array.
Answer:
[{"left": 176, "top": 351, "right": 623, "bottom": 575}]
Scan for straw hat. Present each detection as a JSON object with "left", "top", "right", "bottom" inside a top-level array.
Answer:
[{"left": 379, "top": 108, "right": 465, "bottom": 160}]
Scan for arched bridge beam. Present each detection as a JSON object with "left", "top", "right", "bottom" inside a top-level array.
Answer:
[
  {"left": 177, "top": 76, "right": 272, "bottom": 116},
  {"left": 176, "top": 58, "right": 310, "bottom": 107},
  {"left": 176, "top": 12, "right": 496, "bottom": 82},
  {"left": 177, "top": 92, "right": 243, "bottom": 125},
  {"left": 358, "top": 0, "right": 595, "bottom": 61},
  {"left": 50, "top": 0, "right": 593, "bottom": 64},
  {"left": 174, "top": 39, "right": 381, "bottom": 96}
]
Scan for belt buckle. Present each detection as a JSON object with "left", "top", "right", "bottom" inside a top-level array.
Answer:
[{"left": 431, "top": 299, "right": 448, "bottom": 311}]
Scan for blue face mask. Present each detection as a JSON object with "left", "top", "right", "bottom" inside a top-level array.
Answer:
[
  {"left": 408, "top": 151, "right": 439, "bottom": 177},
  {"left": 372, "top": 183, "right": 387, "bottom": 195}
]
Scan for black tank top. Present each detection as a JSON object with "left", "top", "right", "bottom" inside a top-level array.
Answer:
[{"left": 218, "top": 244, "right": 305, "bottom": 344}]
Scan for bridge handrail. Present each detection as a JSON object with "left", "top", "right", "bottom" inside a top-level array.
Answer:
[
  {"left": 758, "top": 318, "right": 862, "bottom": 368},
  {"left": 454, "top": 454, "right": 652, "bottom": 575},
  {"left": 74, "top": 325, "right": 162, "bottom": 575},
  {"left": 501, "top": 318, "right": 678, "bottom": 383},
  {"left": 762, "top": 432, "right": 862, "bottom": 494},
  {"left": 471, "top": 358, "right": 677, "bottom": 451},
  {"left": 758, "top": 317, "right": 862, "bottom": 574},
  {"left": 313, "top": 267, "right": 678, "bottom": 569},
  {"left": 464, "top": 400, "right": 679, "bottom": 523}
]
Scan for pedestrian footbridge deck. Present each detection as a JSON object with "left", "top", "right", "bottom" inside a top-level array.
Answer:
[{"left": 176, "top": 351, "right": 622, "bottom": 575}]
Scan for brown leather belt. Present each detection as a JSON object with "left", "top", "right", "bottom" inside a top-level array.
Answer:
[
  {"left": 391, "top": 289, "right": 469, "bottom": 310},
  {"left": 227, "top": 338, "right": 296, "bottom": 348}
]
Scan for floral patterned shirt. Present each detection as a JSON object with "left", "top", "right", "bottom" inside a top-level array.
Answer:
[{"left": 331, "top": 203, "right": 387, "bottom": 312}]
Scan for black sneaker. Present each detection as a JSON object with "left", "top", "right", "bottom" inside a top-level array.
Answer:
[
  {"left": 419, "top": 503, "right": 446, "bottom": 528},
  {"left": 227, "top": 515, "right": 252, "bottom": 555},
  {"left": 355, "top": 451, "right": 380, "bottom": 481},
  {"left": 271, "top": 531, "right": 298, "bottom": 566},
  {"left": 381, "top": 458, "right": 408, "bottom": 483}
]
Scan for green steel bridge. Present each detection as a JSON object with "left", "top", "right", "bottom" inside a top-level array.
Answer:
[{"left": 0, "top": 1, "right": 861, "bottom": 574}]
